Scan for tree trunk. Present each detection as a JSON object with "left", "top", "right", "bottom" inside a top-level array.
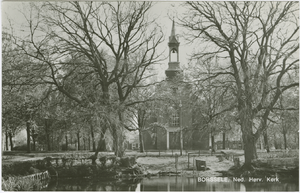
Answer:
[
  {"left": 138, "top": 128, "right": 145, "bottom": 153},
  {"left": 297, "top": 134, "right": 299, "bottom": 149},
  {"left": 32, "top": 129, "right": 36, "bottom": 151},
  {"left": 26, "top": 121, "right": 31, "bottom": 153},
  {"left": 90, "top": 124, "right": 96, "bottom": 152},
  {"left": 274, "top": 133, "right": 278, "bottom": 149},
  {"left": 52, "top": 131, "right": 54, "bottom": 151},
  {"left": 242, "top": 133, "right": 257, "bottom": 169},
  {"left": 98, "top": 128, "right": 106, "bottom": 151},
  {"left": 57, "top": 137, "right": 60, "bottom": 151},
  {"left": 77, "top": 132, "right": 80, "bottom": 151},
  {"left": 9, "top": 132, "right": 13, "bottom": 151},
  {"left": 241, "top": 137, "right": 244, "bottom": 150},
  {"left": 88, "top": 136, "right": 90, "bottom": 150},
  {"left": 83, "top": 137, "right": 86, "bottom": 150},
  {"left": 65, "top": 135, "right": 68, "bottom": 151},
  {"left": 180, "top": 129, "right": 183, "bottom": 156},
  {"left": 93, "top": 126, "right": 107, "bottom": 158},
  {"left": 112, "top": 125, "right": 126, "bottom": 157},
  {"left": 5, "top": 131, "right": 9, "bottom": 151},
  {"left": 114, "top": 111, "right": 127, "bottom": 157},
  {"left": 240, "top": 106, "right": 257, "bottom": 169},
  {"left": 46, "top": 131, "right": 50, "bottom": 151},
  {"left": 112, "top": 125, "right": 119, "bottom": 156},
  {"left": 45, "top": 119, "right": 51, "bottom": 151},
  {"left": 211, "top": 135, "right": 215, "bottom": 153},
  {"left": 155, "top": 128, "right": 158, "bottom": 149},
  {"left": 92, "top": 84, "right": 110, "bottom": 157},
  {"left": 222, "top": 132, "right": 226, "bottom": 149},
  {"left": 283, "top": 131, "right": 287, "bottom": 150},
  {"left": 263, "top": 130, "right": 270, "bottom": 152},
  {"left": 260, "top": 136, "right": 264, "bottom": 150}
]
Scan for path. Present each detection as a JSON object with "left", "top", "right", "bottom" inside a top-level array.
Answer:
[{"left": 137, "top": 155, "right": 234, "bottom": 177}]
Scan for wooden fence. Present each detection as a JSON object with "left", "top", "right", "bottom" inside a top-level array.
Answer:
[{"left": 8, "top": 170, "right": 50, "bottom": 181}]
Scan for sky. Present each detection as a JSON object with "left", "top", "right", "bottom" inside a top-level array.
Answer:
[{"left": 1, "top": 1, "right": 193, "bottom": 81}]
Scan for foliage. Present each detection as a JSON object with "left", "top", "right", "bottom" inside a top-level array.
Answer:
[
  {"left": 3, "top": 1, "right": 165, "bottom": 156},
  {"left": 54, "top": 164, "right": 118, "bottom": 179},
  {"left": 2, "top": 161, "right": 45, "bottom": 178},
  {"left": 2, "top": 177, "right": 43, "bottom": 191}
]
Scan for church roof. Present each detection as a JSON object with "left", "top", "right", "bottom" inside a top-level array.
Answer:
[
  {"left": 171, "top": 19, "right": 176, "bottom": 37},
  {"left": 169, "top": 19, "right": 179, "bottom": 44}
]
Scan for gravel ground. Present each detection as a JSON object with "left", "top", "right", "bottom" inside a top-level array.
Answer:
[
  {"left": 3, "top": 152, "right": 234, "bottom": 177},
  {"left": 137, "top": 155, "right": 234, "bottom": 177},
  {"left": 3, "top": 150, "right": 297, "bottom": 177}
]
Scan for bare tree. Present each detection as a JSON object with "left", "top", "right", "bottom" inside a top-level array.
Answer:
[
  {"left": 11, "top": 1, "right": 163, "bottom": 157},
  {"left": 180, "top": 1, "right": 299, "bottom": 169}
]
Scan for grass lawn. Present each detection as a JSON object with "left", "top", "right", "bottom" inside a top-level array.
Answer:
[{"left": 2, "top": 149, "right": 298, "bottom": 177}]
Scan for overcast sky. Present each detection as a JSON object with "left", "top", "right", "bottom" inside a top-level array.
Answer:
[{"left": 1, "top": 1, "right": 193, "bottom": 81}]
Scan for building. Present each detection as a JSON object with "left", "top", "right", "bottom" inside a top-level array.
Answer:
[{"left": 142, "top": 20, "right": 210, "bottom": 151}]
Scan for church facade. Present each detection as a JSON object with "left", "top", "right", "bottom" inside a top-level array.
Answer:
[{"left": 142, "top": 20, "right": 210, "bottom": 151}]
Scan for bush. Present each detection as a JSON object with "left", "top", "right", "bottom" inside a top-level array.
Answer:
[
  {"left": 99, "top": 156, "right": 107, "bottom": 167},
  {"left": 12, "top": 144, "right": 34, "bottom": 151},
  {"left": 119, "top": 156, "right": 136, "bottom": 167},
  {"left": 2, "top": 162, "right": 33, "bottom": 177},
  {"left": 2, "top": 177, "right": 43, "bottom": 191},
  {"left": 77, "top": 165, "right": 93, "bottom": 177},
  {"left": 2, "top": 161, "right": 46, "bottom": 178},
  {"left": 61, "top": 143, "right": 77, "bottom": 151},
  {"left": 57, "top": 167, "right": 78, "bottom": 178}
]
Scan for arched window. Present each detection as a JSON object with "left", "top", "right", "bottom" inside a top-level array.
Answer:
[{"left": 170, "top": 48, "right": 178, "bottom": 62}]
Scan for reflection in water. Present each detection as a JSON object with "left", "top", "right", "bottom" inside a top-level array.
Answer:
[
  {"left": 43, "top": 178, "right": 140, "bottom": 191},
  {"left": 43, "top": 176, "right": 298, "bottom": 191},
  {"left": 141, "top": 176, "right": 244, "bottom": 191},
  {"left": 141, "top": 176, "right": 299, "bottom": 191}
]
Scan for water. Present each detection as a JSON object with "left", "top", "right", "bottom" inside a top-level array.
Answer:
[{"left": 42, "top": 176, "right": 299, "bottom": 191}]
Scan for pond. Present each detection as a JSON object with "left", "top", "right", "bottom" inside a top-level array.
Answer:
[{"left": 42, "top": 176, "right": 298, "bottom": 191}]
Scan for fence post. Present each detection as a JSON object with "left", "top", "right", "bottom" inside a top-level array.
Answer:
[
  {"left": 188, "top": 153, "right": 190, "bottom": 169},
  {"left": 175, "top": 153, "right": 178, "bottom": 173},
  {"left": 193, "top": 158, "right": 195, "bottom": 174}
]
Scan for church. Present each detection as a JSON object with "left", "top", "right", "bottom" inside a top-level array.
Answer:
[{"left": 141, "top": 20, "right": 210, "bottom": 151}]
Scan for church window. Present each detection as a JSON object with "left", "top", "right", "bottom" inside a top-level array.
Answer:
[{"left": 171, "top": 110, "right": 180, "bottom": 127}]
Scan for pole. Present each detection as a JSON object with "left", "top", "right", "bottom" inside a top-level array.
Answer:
[{"left": 179, "top": 100, "right": 183, "bottom": 156}]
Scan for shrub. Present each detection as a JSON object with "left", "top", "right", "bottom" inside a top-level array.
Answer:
[
  {"left": 77, "top": 165, "right": 93, "bottom": 177},
  {"left": 2, "top": 177, "right": 43, "bottom": 191},
  {"left": 2, "top": 178, "right": 14, "bottom": 191},
  {"left": 99, "top": 156, "right": 107, "bottom": 167},
  {"left": 57, "top": 167, "right": 78, "bottom": 178},
  {"left": 119, "top": 156, "right": 136, "bottom": 167},
  {"left": 2, "top": 161, "right": 47, "bottom": 178},
  {"left": 12, "top": 144, "right": 34, "bottom": 151},
  {"left": 28, "top": 167, "right": 40, "bottom": 174},
  {"left": 2, "top": 162, "right": 33, "bottom": 177}
]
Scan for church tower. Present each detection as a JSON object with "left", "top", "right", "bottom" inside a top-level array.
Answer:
[{"left": 165, "top": 20, "right": 183, "bottom": 79}]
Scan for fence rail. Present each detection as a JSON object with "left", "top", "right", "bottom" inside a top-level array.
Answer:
[{"left": 8, "top": 170, "right": 50, "bottom": 181}]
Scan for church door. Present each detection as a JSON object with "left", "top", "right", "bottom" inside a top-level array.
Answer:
[{"left": 169, "top": 132, "right": 180, "bottom": 149}]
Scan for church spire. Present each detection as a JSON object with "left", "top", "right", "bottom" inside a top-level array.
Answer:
[
  {"left": 171, "top": 18, "right": 176, "bottom": 37},
  {"left": 169, "top": 19, "right": 179, "bottom": 44},
  {"left": 165, "top": 19, "right": 182, "bottom": 79}
]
